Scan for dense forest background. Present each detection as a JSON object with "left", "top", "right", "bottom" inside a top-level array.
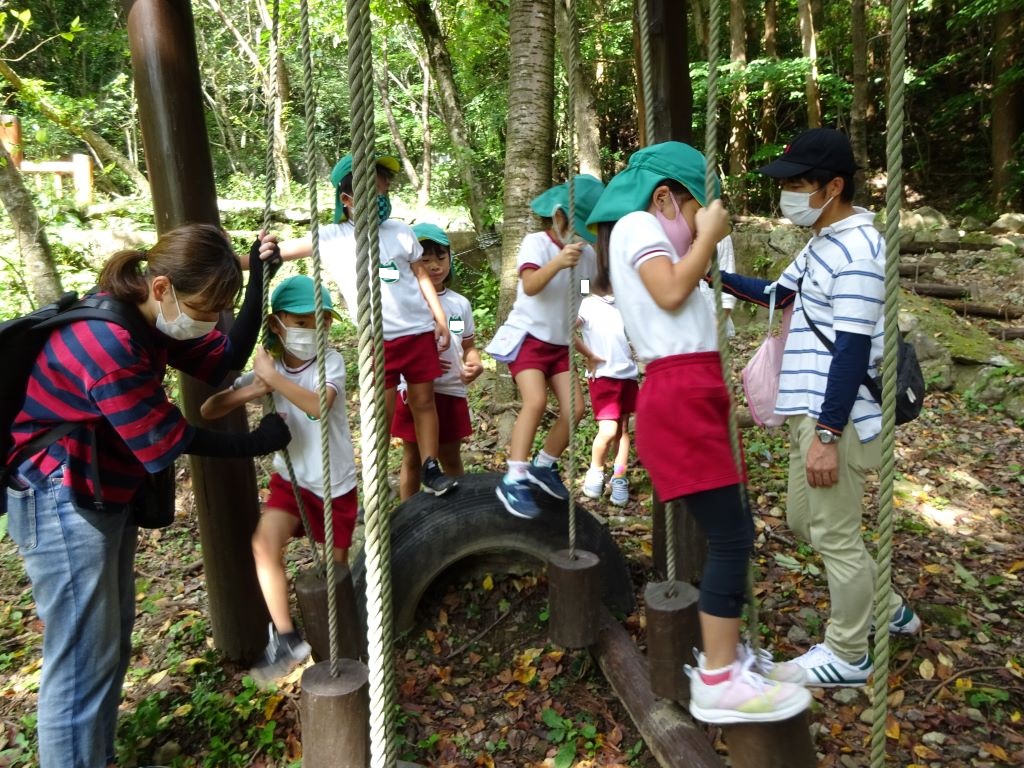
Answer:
[{"left": 2, "top": 0, "right": 1021, "bottom": 238}]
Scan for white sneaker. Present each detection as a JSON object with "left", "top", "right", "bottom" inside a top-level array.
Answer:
[
  {"left": 737, "top": 643, "right": 806, "bottom": 685},
  {"left": 582, "top": 467, "right": 605, "bottom": 499},
  {"left": 685, "top": 651, "right": 812, "bottom": 724},
  {"left": 792, "top": 643, "right": 872, "bottom": 687}
]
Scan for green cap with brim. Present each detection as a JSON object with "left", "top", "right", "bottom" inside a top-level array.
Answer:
[
  {"left": 411, "top": 222, "right": 450, "bottom": 247},
  {"left": 330, "top": 153, "right": 401, "bottom": 223},
  {"left": 530, "top": 174, "right": 606, "bottom": 243},
  {"left": 271, "top": 275, "right": 341, "bottom": 320},
  {"left": 585, "top": 142, "right": 719, "bottom": 227}
]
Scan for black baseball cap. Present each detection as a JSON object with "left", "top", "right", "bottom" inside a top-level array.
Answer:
[{"left": 758, "top": 128, "right": 858, "bottom": 178}]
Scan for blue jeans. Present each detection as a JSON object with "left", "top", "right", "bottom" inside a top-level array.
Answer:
[{"left": 6, "top": 469, "right": 138, "bottom": 768}]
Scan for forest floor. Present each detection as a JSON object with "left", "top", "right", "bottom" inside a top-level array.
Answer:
[{"left": 1, "top": 248, "right": 1023, "bottom": 768}]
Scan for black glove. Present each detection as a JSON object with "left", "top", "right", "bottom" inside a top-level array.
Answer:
[
  {"left": 249, "top": 236, "right": 282, "bottom": 280},
  {"left": 186, "top": 413, "right": 291, "bottom": 458},
  {"left": 249, "top": 413, "right": 291, "bottom": 454}
]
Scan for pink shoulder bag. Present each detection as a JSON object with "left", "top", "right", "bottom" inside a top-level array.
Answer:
[{"left": 741, "top": 284, "right": 792, "bottom": 428}]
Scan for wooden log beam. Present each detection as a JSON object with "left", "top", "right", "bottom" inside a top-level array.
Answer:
[
  {"left": 940, "top": 300, "right": 1024, "bottom": 320},
  {"left": 899, "top": 239, "right": 1000, "bottom": 254},
  {"left": 988, "top": 327, "right": 1024, "bottom": 340},
  {"left": 902, "top": 281, "right": 971, "bottom": 299},
  {"left": 591, "top": 607, "right": 724, "bottom": 768}
]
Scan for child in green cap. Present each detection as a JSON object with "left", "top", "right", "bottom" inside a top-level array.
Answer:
[
  {"left": 201, "top": 275, "right": 358, "bottom": 682},
  {"left": 485, "top": 174, "right": 605, "bottom": 520},
  {"left": 586, "top": 141, "right": 810, "bottom": 726},
  {"left": 391, "top": 223, "right": 484, "bottom": 499},
  {"left": 268, "top": 153, "right": 458, "bottom": 496}
]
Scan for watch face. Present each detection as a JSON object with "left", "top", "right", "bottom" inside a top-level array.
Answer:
[{"left": 816, "top": 429, "right": 837, "bottom": 444}]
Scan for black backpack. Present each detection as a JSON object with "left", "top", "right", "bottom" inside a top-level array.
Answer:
[{"left": 0, "top": 291, "right": 155, "bottom": 516}]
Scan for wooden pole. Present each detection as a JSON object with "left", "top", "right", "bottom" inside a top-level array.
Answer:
[{"left": 121, "top": 0, "right": 268, "bottom": 662}]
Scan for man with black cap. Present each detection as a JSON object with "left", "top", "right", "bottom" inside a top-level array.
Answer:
[{"left": 720, "top": 128, "right": 921, "bottom": 687}]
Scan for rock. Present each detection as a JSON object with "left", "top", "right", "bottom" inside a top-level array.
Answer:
[
  {"left": 922, "top": 731, "right": 947, "bottom": 746},
  {"left": 833, "top": 688, "right": 861, "bottom": 705},
  {"left": 989, "top": 212, "right": 1024, "bottom": 234},
  {"left": 959, "top": 215, "right": 987, "bottom": 232},
  {"left": 902, "top": 206, "right": 950, "bottom": 230}
]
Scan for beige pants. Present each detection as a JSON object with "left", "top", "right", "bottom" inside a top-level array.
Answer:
[{"left": 786, "top": 415, "right": 903, "bottom": 662}]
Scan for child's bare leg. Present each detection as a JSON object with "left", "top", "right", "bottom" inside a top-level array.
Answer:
[
  {"left": 591, "top": 418, "right": 621, "bottom": 468},
  {"left": 612, "top": 416, "right": 631, "bottom": 472},
  {"left": 385, "top": 387, "right": 397, "bottom": 432},
  {"left": 510, "top": 369, "right": 548, "bottom": 462},
  {"left": 332, "top": 547, "right": 349, "bottom": 565},
  {"left": 398, "top": 439, "right": 422, "bottom": 500},
  {"left": 542, "top": 371, "right": 585, "bottom": 458},
  {"left": 252, "top": 510, "right": 300, "bottom": 632},
  {"left": 700, "top": 613, "right": 741, "bottom": 669},
  {"left": 406, "top": 381, "right": 440, "bottom": 459},
  {"left": 437, "top": 441, "right": 465, "bottom": 476}
]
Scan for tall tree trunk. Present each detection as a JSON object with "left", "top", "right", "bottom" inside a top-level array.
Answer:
[
  {"left": 419, "top": 56, "right": 432, "bottom": 207},
  {"left": 403, "top": 0, "right": 491, "bottom": 235},
  {"left": 850, "top": 0, "right": 869, "bottom": 193},
  {"left": 728, "top": 0, "right": 749, "bottom": 209},
  {"left": 0, "top": 60, "right": 150, "bottom": 195},
  {"left": 797, "top": 0, "right": 821, "bottom": 127},
  {"left": 497, "top": 0, "right": 555, "bottom": 412},
  {"left": 0, "top": 141, "right": 62, "bottom": 306},
  {"left": 376, "top": 41, "right": 423, "bottom": 197},
  {"left": 759, "top": 0, "right": 778, "bottom": 145},
  {"left": 635, "top": 0, "right": 692, "bottom": 144},
  {"left": 555, "top": 0, "right": 602, "bottom": 178},
  {"left": 992, "top": 4, "right": 1023, "bottom": 210}
]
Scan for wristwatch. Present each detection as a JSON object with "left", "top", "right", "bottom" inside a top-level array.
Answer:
[{"left": 815, "top": 427, "right": 840, "bottom": 445}]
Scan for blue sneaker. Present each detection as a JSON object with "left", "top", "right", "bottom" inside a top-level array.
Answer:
[
  {"left": 496, "top": 477, "right": 541, "bottom": 519},
  {"left": 609, "top": 476, "right": 629, "bottom": 506},
  {"left": 526, "top": 462, "right": 570, "bottom": 500}
]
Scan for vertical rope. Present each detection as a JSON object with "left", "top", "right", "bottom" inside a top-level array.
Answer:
[
  {"left": 871, "top": 0, "right": 907, "bottom": 764},
  {"left": 347, "top": 0, "right": 396, "bottom": 763},
  {"left": 636, "top": 0, "right": 656, "bottom": 144},
  {"left": 296, "top": 0, "right": 339, "bottom": 672},
  {"left": 261, "top": 0, "right": 322, "bottom": 573},
  {"left": 563, "top": 0, "right": 582, "bottom": 558},
  {"left": 704, "top": 0, "right": 758, "bottom": 641}
]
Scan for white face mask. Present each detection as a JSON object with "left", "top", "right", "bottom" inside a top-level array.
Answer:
[
  {"left": 779, "top": 188, "right": 836, "bottom": 227},
  {"left": 156, "top": 285, "right": 218, "bottom": 340},
  {"left": 281, "top": 326, "right": 317, "bottom": 362}
]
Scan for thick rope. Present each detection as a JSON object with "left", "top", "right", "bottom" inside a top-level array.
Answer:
[
  {"left": 871, "top": 0, "right": 907, "bottom": 764},
  {"left": 704, "top": 0, "right": 758, "bottom": 639},
  {"left": 636, "top": 0, "right": 656, "bottom": 145},
  {"left": 260, "top": 0, "right": 323, "bottom": 573},
  {"left": 563, "top": 0, "right": 582, "bottom": 558},
  {"left": 296, "top": 0, "right": 340, "bottom": 671},
  {"left": 347, "top": 0, "right": 396, "bottom": 763}
]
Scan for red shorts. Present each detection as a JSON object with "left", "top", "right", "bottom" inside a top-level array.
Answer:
[
  {"left": 265, "top": 473, "right": 358, "bottom": 549},
  {"left": 384, "top": 331, "right": 443, "bottom": 389},
  {"left": 508, "top": 335, "right": 570, "bottom": 380},
  {"left": 588, "top": 376, "right": 639, "bottom": 421},
  {"left": 391, "top": 391, "right": 472, "bottom": 443},
  {"left": 634, "top": 352, "right": 746, "bottom": 501}
]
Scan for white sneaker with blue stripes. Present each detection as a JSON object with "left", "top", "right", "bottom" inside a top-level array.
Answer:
[{"left": 791, "top": 643, "right": 871, "bottom": 687}]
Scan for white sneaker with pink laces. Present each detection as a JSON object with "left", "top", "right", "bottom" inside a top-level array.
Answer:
[{"left": 686, "top": 651, "right": 812, "bottom": 724}]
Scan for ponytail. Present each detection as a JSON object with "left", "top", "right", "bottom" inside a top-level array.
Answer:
[
  {"left": 98, "top": 250, "right": 150, "bottom": 304},
  {"left": 593, "top": 221, "right": 614, "bottom": 294}
]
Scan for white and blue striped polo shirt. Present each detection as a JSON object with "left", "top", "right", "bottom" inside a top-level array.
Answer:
[{"left": 775, "top": 209, "right": 885, "bottom": 442}]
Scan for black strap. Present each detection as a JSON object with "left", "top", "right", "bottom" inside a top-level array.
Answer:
[{"left": 797, "top": 276, "right": 882, "bottom": 403}]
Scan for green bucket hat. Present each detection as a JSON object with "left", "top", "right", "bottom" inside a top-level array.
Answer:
[
  {"left": 411, "top": 222, "right": 450, "bottom": 247},
  {"left": 271, "top": 275, "right": 341, "bottom": 320},
  {"left": 530, "top": 174, "right": 605, "bottom": 243},
  {"left": 330, "top": 153, "right": 401, "bottom": 223},
  {"left": 585, "top": 142, "right": 720, "bottom": 227}
]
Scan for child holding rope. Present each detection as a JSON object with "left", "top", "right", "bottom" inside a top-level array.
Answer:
[
  {"left": 486, "top": 175, "right": 604, "bottom": 520},
  {"left": 586, "top": 142, "right": 810, "bottom": 725},
  {"left": 201, "top": 275, "right": 358, "bottom": 682}
]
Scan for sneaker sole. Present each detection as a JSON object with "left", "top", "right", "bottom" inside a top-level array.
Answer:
[
  {"left": 610, "top": 496, "right": 628, "bottom": 507},
  {"left": 582, "top": 487, "right": 604, "bottom": 499},
  {"left": 422, "top": 480, "right": 458, "bottom": 497},
  {"left": 690, "top": 687, "right": 812, "bottom": 724},
  {"left": 802, "top": 670, "right": 872, "bottom": 688},
  {"left": 526, "top": 474, "right": 569, "bottom": 501},
  {"left": 494, "top": 486, "right": 540, "bottom": 520}
]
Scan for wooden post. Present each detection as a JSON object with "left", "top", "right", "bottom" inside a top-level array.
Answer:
[
  {"left": 71, "top": 153, "right": 93, "bottom": 208},
  {"left": 548, "top": 549, "right": 602, "bottom": 649},
  {"left": 300, "top": 660, "right": 370, "bottom": 768},
  {"left": 122, "top": 0, "right": 268, "bottom": 662},
  {"left": 0, "top": 114, "right": 22, "bottom": 166}
]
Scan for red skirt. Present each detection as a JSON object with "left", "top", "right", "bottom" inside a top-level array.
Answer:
[{"left": 635, "top": 352, "right": 745, "bottom": 501}]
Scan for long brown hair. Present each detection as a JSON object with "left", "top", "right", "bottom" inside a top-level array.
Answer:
[{"left": 98, "top": 223, "right": 242, "bottom": 311}]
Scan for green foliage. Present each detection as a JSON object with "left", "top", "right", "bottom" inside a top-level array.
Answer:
[{"left": 541, "top": 707, "right": 599, "bottom": 768}]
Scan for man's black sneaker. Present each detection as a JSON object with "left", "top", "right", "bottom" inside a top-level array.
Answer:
[
  {"left": 250, "top": 624, "right": 311, "bottom": 683},
  {"left": 421, "top": 457, "right": 458, "bottom": 496}
]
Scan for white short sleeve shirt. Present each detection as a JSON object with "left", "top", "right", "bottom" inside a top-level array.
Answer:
[{"left": 577, "top": 294, "right": 639, "bottom": 380}]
